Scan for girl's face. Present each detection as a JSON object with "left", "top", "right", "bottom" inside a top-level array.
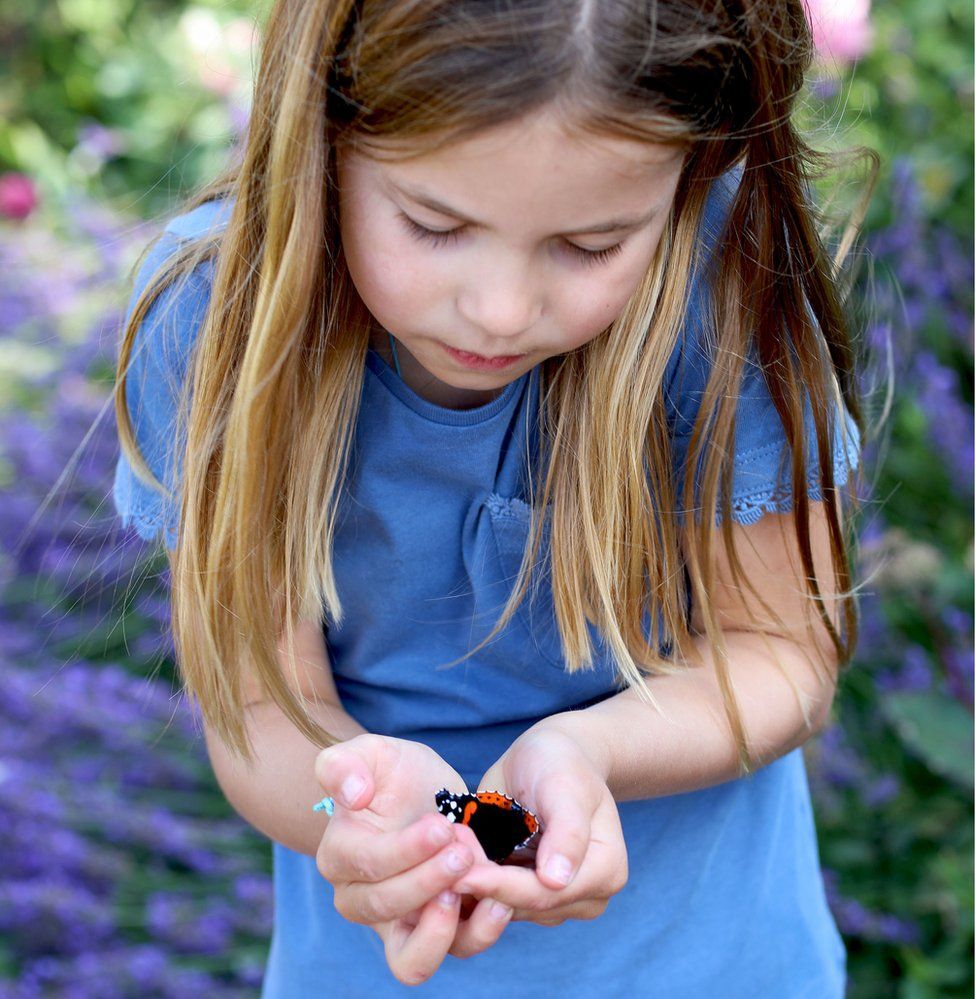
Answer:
[{"left": 338, "top": 108, "right": 685, "bottom": 409}]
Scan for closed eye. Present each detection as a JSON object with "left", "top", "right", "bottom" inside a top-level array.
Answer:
[{"left": 396, "top": 213, "right": 625, "bottom": 266}]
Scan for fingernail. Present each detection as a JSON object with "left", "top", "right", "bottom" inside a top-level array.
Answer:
[
  {"left": 340, "top": 775, "right": 365, "bottom": 806},
  {"left": 428, "top": 822, "right": 452, "bottom": 847},
  {"left": 445, "top": 849, "right": 470, "bottom": 873},
  {"left": 544, "top": 854, "right": 575, "bottom": 886},
  {"left": 438, "top": 890, "right": 459, "bottom": 907},
  {"left": 489, "top": 900, "right": 512, "bottom": 922}
]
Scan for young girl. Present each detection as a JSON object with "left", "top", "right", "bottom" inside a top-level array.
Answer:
[{"left": 113, "top": 0, "right": 872, "bottom": 994}]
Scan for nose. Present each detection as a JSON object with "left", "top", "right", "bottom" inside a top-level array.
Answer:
[{"left": 456, "top": 260, "right": 542, "bottom": 344}]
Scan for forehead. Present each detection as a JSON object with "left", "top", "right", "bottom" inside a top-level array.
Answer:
[{"left": 347, "top": 109, "right": 685, "bottom": 230}]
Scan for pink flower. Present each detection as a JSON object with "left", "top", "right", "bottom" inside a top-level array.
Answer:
[
  {"left": 0, "top": 172, "right": 38, "bottom": 221},
  {"left": 803, "top": 0, "right": 874, "bottom": 63},
  {"left": 197, "top": 56, "right": 238, "bottom": 96}
]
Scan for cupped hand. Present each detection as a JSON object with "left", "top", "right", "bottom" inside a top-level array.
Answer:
[
  {"left": 313, "top": 734, "right": 511, "bottom": 984},
  {"left": 447, "top": 721, "right": 628, "bottom": 942}
]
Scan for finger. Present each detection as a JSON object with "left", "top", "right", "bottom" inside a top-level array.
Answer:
[
  {"left": 314, "top": 739, "right": 379, "bottom": 810},
  {"left": 448, "top": 897, "right": 513, "bottom": 959},
  {"left": 453, "top": 861, "right": 568, "bottom": 911},
  {"left": 337, "top": 840, "right": 475, "bottom": 925},
  {"left": 530, "top": 776, "right": 598, "bottom": 890},
  {"left": 452, "top": 868, "right": 607, "bottom": 925},
  {"left": 446, "top": 821, "right": 493, "bottom": 867},
  {"left": 326, "top": 813, "right": 458, "bottom": 885},
  {"left": 510, "top": 897, "right": 609, "bottom": 925},
  {"left": 384, "top": 890, "right": 460, "bottom": 986}
]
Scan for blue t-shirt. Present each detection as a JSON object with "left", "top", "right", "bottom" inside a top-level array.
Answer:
[{"left": 114, "top": 182, "right": 857, "bottom": 997}]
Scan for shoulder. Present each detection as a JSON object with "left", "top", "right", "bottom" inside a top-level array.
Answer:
[
  {"left": 127, "top": 197, "right": 235, "bottom": 351},
  {"left": 132, "top": 196, "right": 235, "bottom": 303},
  {"left": 663, "top": 165, "right": 743, "bottom": 406},
  {"left": 697, "top": 163, "right": 743, "bottom": 273},
  {"left": 122, "top": 197, "right": 237, "bottom": 432},
  {"left": 162, "top": 196, "right": 235, "bottom": 241}
]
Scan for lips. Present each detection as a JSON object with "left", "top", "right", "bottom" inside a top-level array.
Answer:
[
  {"left": 456, "top": 349, "right": 521, "bottom": 361},
  {"left": 443, "top": 344, "right": 525, "bottom": 370}
]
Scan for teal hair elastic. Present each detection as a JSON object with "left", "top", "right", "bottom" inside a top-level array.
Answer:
[
  {"left": 387, "top": 332, "right": 402, "bottom": 378},
  {"left": 312, "top": 796, "right": 335, "bottom": 816}
]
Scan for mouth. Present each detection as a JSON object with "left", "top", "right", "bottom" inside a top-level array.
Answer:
[{"left": 442, "top": 344, "right": 526, "bottom": 371}]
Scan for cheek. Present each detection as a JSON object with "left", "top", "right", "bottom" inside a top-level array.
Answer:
[
  {"left": 338, "top": 165, "right": 441, "bottom": 326},
  {"left": 343, "top": 218, "right": 434, "bottom": 324},
  {"left": 558, "top": 262, "right": 651, "bottom": 347}
]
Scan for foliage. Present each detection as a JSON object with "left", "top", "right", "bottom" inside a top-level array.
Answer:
[
  {"left": 800, "top": 4, "right": 974, "bottom": 997},
  {"left": 0, "top": 0, "right": 260, "bottom": 219}
]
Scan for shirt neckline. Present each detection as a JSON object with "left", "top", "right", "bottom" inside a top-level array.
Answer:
[{"left": 365, "top": 348, "right": 531, "bottom": 427}]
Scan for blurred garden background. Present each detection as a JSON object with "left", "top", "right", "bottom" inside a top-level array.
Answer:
[{"left": 0, "top": 0, "right": 972, "bottom": 995}]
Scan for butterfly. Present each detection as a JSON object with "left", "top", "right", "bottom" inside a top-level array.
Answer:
[{"left": 435, "top": 789, "right": 541, "bottom": 863}]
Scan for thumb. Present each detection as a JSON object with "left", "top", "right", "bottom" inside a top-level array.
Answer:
[
  {"left": 314, "top": 735, "right": 380, "bottom": 810},
  {"left": 531, "top": 778, "right": 594, "bottom": 890}
]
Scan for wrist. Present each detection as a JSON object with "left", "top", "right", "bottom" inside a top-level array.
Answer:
[{"left": 528, "top": 710, "right": 613, "bottom": 785}]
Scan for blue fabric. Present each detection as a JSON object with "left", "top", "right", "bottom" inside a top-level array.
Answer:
[
  {"left": 112, "top": 182, "right": 855, "bottom": 997},
  {"left": 112, "top": 200, "right": 231, "bottom": 551},
  {"left": 664, "top": 173, "right": 861, "bottom": 525}
]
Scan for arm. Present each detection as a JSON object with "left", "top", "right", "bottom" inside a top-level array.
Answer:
[
  {"left": 201, "top": 618, "right": 505, "bottom": 983},
  {"left": 543, "top": 499, "right": 843, "bottom": 800},
  {"left": 546, "top": 630, "right": 834, "bottom": 801},
  {"left": 454, "top": 501, "right": 843, "bottom": 923},
  {"left": 201, "top": 617, "right": 368, "bottom": 857}
]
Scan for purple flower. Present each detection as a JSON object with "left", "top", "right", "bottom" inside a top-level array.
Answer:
[
  {"left": 808, "top": 75, "right": 841, "bottom": 101},
  {"left": 913, "top": 351, "right": 974, "bottom": 495},
  {"left": 874, "top": 914, "right": 924, "bottom": 946},
  {"left": 875, "top": 645, "right": 933, "bottom": 693},
  {"left": 854, "top": 591, "right": 892, "bottom": 659},
  {"left": 15, "top": 944, "right": 249, "bottom": 998},
  {"left": 147, "top": 893, "right": 236, "bottom": 955},
  {"left": 822, "top": 869, "right": 923, "bottom": 945},
  {"left": 0, "top": 189, "right": 275, "bottom": 997},
  {"left": 0, "top": 879, "right": 115, "bottom": 956},
  {"left": 74, "top": 122, "right": 126, "bottom": 165},
  {"left": 816, "top": 723, "right": 870, "bottom": 789},
  {"left": 863, "top": 773, "right": 900, "bottom": 807},
  {"left": 942, "top": 644, "right": 974, "bottom": 705}
]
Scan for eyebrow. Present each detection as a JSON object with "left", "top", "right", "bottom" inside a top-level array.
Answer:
[{"left": 389, "top": 181, "right": 659, "bottom": 236}]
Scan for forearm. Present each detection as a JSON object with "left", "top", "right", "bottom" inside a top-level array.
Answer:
[
  {"left": 544, "top": 631, "right": 836, "bottom": 801},
  {"left": 204, "top": 699, "right": 367, "bottom": 856}
]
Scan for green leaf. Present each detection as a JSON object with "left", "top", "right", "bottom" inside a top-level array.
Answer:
[{"left": 882, "top": 691, "right": 974, "bottom": 788}]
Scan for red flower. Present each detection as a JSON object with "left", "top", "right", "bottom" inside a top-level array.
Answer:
[{"left": 0, "top": 172, "right": 39, "bottom": 221}]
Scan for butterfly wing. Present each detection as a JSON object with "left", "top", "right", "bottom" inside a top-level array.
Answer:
[{"left": 434, "top": 789, "right": 541, "bottom": 863}]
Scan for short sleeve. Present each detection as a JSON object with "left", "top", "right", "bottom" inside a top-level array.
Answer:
[
  {"left": 663, "top": 173, "right": 861, "bottom": 526},
  {"left": 112, "top": 200, "right": 229, "bottom": 550}
]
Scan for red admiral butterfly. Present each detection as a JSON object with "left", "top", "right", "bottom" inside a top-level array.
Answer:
[{"left": 435, "top": 789, "right": 541, "bottom": 863}]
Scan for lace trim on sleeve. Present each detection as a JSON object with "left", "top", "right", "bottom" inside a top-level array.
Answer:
[
  {"left": 113, "top": 459, "right": 178, "bottom": 550},
  {"left": 724, "top": 435, "right": 861, "bottom": 526}
]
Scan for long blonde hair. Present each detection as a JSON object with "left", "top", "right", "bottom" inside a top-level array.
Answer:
[{"left": 115, "top": 0, "right": 877, "bottom": 767}]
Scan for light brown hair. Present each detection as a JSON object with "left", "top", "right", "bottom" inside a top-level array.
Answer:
[{"left": 115, "top": 0, "right": 877, "bottom": 767}]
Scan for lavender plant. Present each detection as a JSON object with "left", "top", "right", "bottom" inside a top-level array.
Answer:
[
  {"left": 0, "top": 205, "right": 272, "bottom": 996},
  {"left": 805, "top": 115, "right": 973, "bottom": 999}
]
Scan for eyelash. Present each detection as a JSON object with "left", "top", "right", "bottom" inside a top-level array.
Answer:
[{"left": 396, "top": 213, "right": 625, "bottom": 266}]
